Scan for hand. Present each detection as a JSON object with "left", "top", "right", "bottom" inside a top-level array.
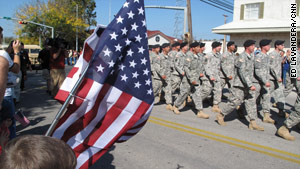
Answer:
[
  {"left": 13, "top": 40, "right": 21, "bottom": 54},
  {"left": 162, "top": 75, "right": 166, "bottom": 80},
  {"left": 210, "top": 77, "right": 215, "bottom": 81},
  {"left": 265, "top": 82, "right": 270, "bottom": 87},
  {"left": 297, "top": 77, "right": 300, "bottom": 81},
  {"left": 182, "top": 72, "right": 185, "bottom": 76},
  {"left": 200, "top": 73, "right": 204, "bottom": 77},
  {"left": 192, "top": 81, "right": 197, "bottom": 85},
  {"left": 228, "top": 76, "right": 233, "bottom": 80},
  {"left": 278, "top": 78, "right": 282, "bottom": 83},
  {"left": 250, "top": 85, "right": 256, "bottom": 91}
]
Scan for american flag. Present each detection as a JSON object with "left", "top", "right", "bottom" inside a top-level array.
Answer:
[{"left": 51, "top": 0, "right": 154, "bottom": 168}]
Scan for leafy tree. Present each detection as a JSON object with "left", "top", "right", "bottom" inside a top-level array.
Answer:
[{"left": 15, "top": 0, "right": 96, "bottom": 49}]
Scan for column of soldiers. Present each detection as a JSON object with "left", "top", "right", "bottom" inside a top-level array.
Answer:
[{"left": 149, "top": 39, "right": 300, "bottom": 141}]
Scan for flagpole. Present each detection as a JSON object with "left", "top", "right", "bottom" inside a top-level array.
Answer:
[{"left": 45, "top": 64, "right": 90, "bottom": 136}]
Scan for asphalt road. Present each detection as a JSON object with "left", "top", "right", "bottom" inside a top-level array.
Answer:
[{"left": 16, "top": 66, "right": 300, "bottom": 169}]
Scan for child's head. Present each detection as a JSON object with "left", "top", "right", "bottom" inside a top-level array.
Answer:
[{"left": 0, "top": 135, "right": 77, "bottom": 169}]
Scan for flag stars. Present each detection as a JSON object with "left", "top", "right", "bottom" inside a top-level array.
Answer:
[
  {"left": 115, "top": 44, "right": 122, "bottom": 52},
  {"left": 138, "top": 46, "right": 145, "bottom": 54},
  {"left": 138, "top": 7, "right": 144, "bottom": 15},
  {"left": 131, "top": 22, "right": 138, "bottom": 31},
  {"left": 145, "top": 79, "right": 151, "bottom": 86},
  {"left": 134, "top": 81, "right": 141, "bottom": 88},
  {"left": 108, "top": 60, "right": 115, "bottom": 68},
  {"left": 132, "top": 71, "right": 139, "bottom": 78},
  {"left": 116, "top": 16, "right": 124, "bottom": 24},
  {"left": 143, "top": 68, "right": 149, "bottom": 76},
  {"left": 96, "top": 64, "right": 104, "bottom": 72},
  {"left": 129, "top": 60, "right": 137, "bottom": 68},
  {"left": 119, "top": 64, "right": 125, "bottom": 71},
  {"left": 103, "top": 48, "right": 111, "bottom": 57},
  {"left": 147, "top": 89, "right": 153, "bottom": 95},
  {"left": 123, "top": 2, "right": 129, "bottom": 8},
  {"left": 127, "top": 11, "right": 135, "bottom": 19},
  {"left": 110, "top": 32, "right": 118, "bottom": 40},
  {"left": 127, "top": 49, "right": 134, "bottom": 57},
  {"left": 135, "top": 34, "right": 142, "bottom": 43},
  {"left": 142, "top": 20, "right": 146, "bottom": 26},
  {"left": 121, "top": 74, "right": 128, "bottom": 82},
  {"left": 125, "top": 38, "right": 132, "bottom": 46},
  {"left": 121, "top": 27, "right": 128, "bottom": 35},
  {"left": 141, "top": 58, "right": 147, "bottom": 65},
  {"left": 134, "top": 0, "right": 139, "bottom": 3}
]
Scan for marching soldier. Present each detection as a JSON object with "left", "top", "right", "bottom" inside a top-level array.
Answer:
[
  {"left": 253, "top": 39, "right": 275, "bottom": 124},
  {"left": 216, "top": 40, "right": 264, "bottom": 131},
  {"left": 205, "top": 41, "right": 222, "bottom": 113},
  {"left": 221, "top": 41, "right": 235, "bottom": 90},
  {"left": 151, "top": 44, "right": 163, "bottom": 98},
  {"left": 198, "top": 43, "right": 212, "bottom": 102},
  {"left": 160, "top": 43, "right": 173, "bottom": 110},
  {"left": 277, "top": 42, "right": 300, "bottom": 141},
  {"left": 169, "top": 42, "right": 181, "bottom": 94},
  {"left": 269, "top": 40, "right": 287, "bottom": 117}
]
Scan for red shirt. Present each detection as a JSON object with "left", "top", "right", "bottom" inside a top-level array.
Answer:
[{"left": 50, "top": 49, "right": 66, "bottom": 69}]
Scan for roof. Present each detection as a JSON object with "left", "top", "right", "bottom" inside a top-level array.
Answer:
[
  {"left": 212, "top": 18, "right": 300, "bottom": 34},
  {"left": 147, "top": 30, "right": 182, "bottom": 43}
]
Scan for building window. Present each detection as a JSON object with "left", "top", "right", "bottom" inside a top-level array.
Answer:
[
  {"left": 244, "top": 3, "right": 260, "bottom": 20},
  {"left": 155, "top": 36, "right": 160, "bottom": 42}
]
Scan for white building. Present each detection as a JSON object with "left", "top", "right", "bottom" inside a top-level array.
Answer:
[
  {"left": 147, "top": 30, "right": 182, "bottom": 46},
  {"left": 212, "top": 0, "right": 300, "bottom": 53}
]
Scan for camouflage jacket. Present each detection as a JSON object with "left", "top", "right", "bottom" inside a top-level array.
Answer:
[
  {"left": 234, "top": 51, "right": 255, "bottom": 88},
  {"left": 205, "top": 51, "right": 221, "bottom": 81},
  {"left": 269, "top": 50, "right": 282, "bottom": 81},
  {"left": 254, "top": 52, "right": 270, "bottom": 85},
  {"left": 221, "top": 51, "right": 235, "bottom": 79}
]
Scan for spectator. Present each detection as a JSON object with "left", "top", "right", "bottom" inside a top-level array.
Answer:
[
  {"left": 0, "top": 26, "right": 9, "bottom": 110},
  {"left": 0, "top": 135, "right": 77, "bottom": 169},
  {"left": 49, "top": 39, "right": 68, "bottom": 97},
  {"left": 19, "top": 42, "right": 32, "bottom": 91},
  {"left": 38, "top": 43, "right": 51, "bottom": 94},
  {"left": 282, "top": 50, "right": 290, "bottom": 86}
]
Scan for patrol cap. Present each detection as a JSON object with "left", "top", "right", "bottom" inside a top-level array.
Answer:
[
  {"left": 148, "top": 45, "right": 153, "bottom": 50},
  {"left": 274, "top": 40, "right": 285, "bottom": 47},
  {"left": 171, "top": 42, "right": 181, "bottom": 47},
  {"left": 211, "top": 41, "right": 222, "bottom": 48},
  {"left": 180, "top": 42, "right": 188, "bottom": 49},
  {"left": 152, "top": 44, "right": 160, "bottom": 49},
  {"left": 199, "top": 42, "right": 206, "bottom": 48},
  {"left": 259, "top": 39, "right": 272, "bottom": 47},
  {"left": 243, "top": 40, "right": 256, "bottom": 47},
  {"left": 189, "top": 42, "right": 200, "bottom": 48},
  {"left": 227, "top": 41, "right": 235, "bottom": 47},
  {"left": 161, "top": 43, "right": 170, "bottom": 48}
]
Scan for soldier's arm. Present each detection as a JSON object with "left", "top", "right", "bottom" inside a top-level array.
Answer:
[
  {"left": 254, "top": 56, "right": 268, "bottom": 85},
  {"left": 221, "top": 54, "right": 232, "bottom": 78},
  {"left": 269, "top": 55, "right": 279, "bottom": 81},
  {"left": 204, "top": 55, "right": 214, "bottom": 79},
  {"left": 236, "top": 56, "right": 253, "bottom": 88},
  {"left": 174, "top": 55, "right": 185, "bottom": 75}
]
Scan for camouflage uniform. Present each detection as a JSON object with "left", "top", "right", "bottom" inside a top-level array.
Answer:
[
  {"left": 169, "top": 50, "right": 181, "bottom": 93},
  {"left": 253, "top": 52, "right": 271, "bottom": 114},
  {"left": 151, "top": 52, "right": 163, "bottom": 97},
  {"left": 220, "top": 51, "right": 235, "bottom": 89},
  {"left": 221, "top": 51, "right": 258, "bottom": 120},
  {"left": 160, "top": 52, "right": 173, "bottom": 105},
  {"left": 198, "top": 52, "right": 212, "bottom": 100},
  {"left": 269, "top": 50, "right": 285, "bottom": 111},
  {"left": 205, "top": 51, "right": 222, "bottom": 105}
]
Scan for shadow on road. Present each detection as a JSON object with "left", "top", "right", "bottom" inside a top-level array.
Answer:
[{"left": 90, "top": 145, "right": 116, "bottom": 169}]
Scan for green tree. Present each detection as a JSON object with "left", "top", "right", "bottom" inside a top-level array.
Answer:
[{"left": 15, "top": 0, "right": 96, "bottom": 49}]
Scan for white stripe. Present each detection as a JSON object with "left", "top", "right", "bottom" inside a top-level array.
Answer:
[
  {"left": 76, "top": 97, "right": 142, "bottom": 167},
  {"left": 75, "top": 146, "right": 100, "bottom": 169},
  {"left": 68, "top": 86, "right": 122, "bottom": 149},
  {"left": 52, "top": 82, "right": 102, "bottom": 139}
]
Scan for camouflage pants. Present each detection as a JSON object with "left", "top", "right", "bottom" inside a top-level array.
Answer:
[
  {"left": 254, "top": 82, "right": 270, "bottom": 113},
  {"left": 201, "top": 80, "right": 212, "bottom": 100},
  {"left": 152, "top": 78, "right": 163, "bottom": 97},
  {"left": 171, "top": 75, "right": 181, "bottom": 93},
  {"left": 285, "top": 80, "right": 300, "bottom": 128},
  {"left": 192, "top": 85, "right": 204, "bottom": 111},
  {"left": 270, "top": 80, "right": 285, "bottom": 110},
  {"left": 163, "top": 79, "right": 173, "bottom": 104},
  {"left": 174, "top": 79, "right": 190, "bottom": 108},
  {"left": 284, "top": 75, "right": 295, "bottom": 97},
  {"left": 221, "top": 86, "right": 257, "bottom": 120},
  {"left": 212, "top": 80, "right": 222, "bottom": 105},
  {"left": 221, "top": 77, "right": 233, "bottom": 99}
]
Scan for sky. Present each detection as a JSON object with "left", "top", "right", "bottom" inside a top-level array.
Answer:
[{"left": 0, "top": 0, "right": 233, "bottom": 41}]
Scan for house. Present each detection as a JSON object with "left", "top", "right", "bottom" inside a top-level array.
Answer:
[
  {"left": 212, "top": 0, "right": 300, "bottom": 52},
  {"left": 147, "top": 30, "right": 182, "bottom": 46}
]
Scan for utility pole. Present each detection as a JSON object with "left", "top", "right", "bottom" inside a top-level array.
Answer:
[
  {"left": 76, "top": 4, "right": 79, "bottom": 52},
  {"left": 223, "top": 14, "right": 228, "bottom": 53},
  {"left": 186, "top": 0, "right": 193, "bottom": 44}
]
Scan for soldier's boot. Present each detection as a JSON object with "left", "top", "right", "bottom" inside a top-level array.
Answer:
[
  {"left": 216, "top": 113, "right": 226, "bottom": 126},
  {"left": 187, "top": 95, "right": 193, "bottom": 103},
  {"left": 166, "top": 104, "right": 173, "bottom": 111},
  {"left": 212, "top": 104, "right": 221, "bottom": 113},
  {"left": 278, "top": 109, "right": 289, "bottom": 118},
  {"left": 263, "top": 112, "right": 275, "bottom": 124},
  {"left": 277, "top": 126, "right": 295, "bottom": 141},
  {"left": 197, "top": 110, "right": 209, "bottom": 119},
  {"left": 173, "top": 106, "right": 181, "bottom": 115},
  {"left": 249, "top": 120, "right": 264, "bottom": 131}
]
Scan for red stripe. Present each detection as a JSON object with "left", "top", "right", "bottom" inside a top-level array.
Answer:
[
  {"left": 83, "top": 43, "right": 93, "bottom": 62},
  {"left": 78, "top": 101, "right": 150, "bottom": 168},
  {"left": 67, "top": 67, "right": 79, "bottom": 78},
  {"left": 60, "top": 84, "right": 110, "bottom": 142},
  {"left": 52, "top": 78, "right": 95, "bottom": 136}
]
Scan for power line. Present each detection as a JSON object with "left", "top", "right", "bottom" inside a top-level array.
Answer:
[
  {"left": 209, "top": 0, "right": 233, "bottom": 10},
  {"left": 223, "top": 0, "right": 234, "bottom": 6},
  {"left": 199, "top": 0, "right": 233, "bottom": 14}
]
